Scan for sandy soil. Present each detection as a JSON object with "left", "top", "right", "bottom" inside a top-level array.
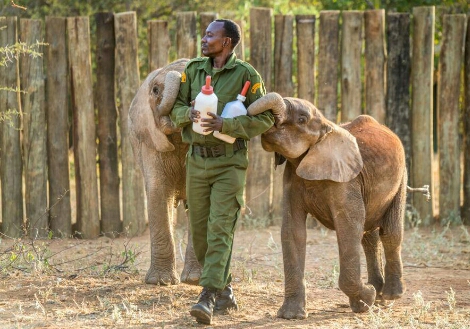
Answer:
[{"left": 0, "top": 224, "right": 469, "bottom": 328}]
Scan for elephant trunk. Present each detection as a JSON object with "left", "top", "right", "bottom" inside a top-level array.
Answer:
[
  {"left": 157, "top": 70, "right": 182, "bottom": 116},
  {"left": 247, "top": 92, "right": 286, "bottom": 124}
]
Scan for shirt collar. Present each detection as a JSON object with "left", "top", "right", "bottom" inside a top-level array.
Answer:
[{"left": 198, "top": 53, "right": 238, "bottom": 74}]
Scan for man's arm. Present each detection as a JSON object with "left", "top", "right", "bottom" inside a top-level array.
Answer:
[
  {"left": 170, "top": 69, "right": 192, "bottom": 128},
  {"left": 219, "top": 70, "right": 274, "bottom": 139}
]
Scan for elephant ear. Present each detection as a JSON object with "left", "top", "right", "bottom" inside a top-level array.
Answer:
[
  {"left": 128, "top": 69, "right": 176, "bottom": 152},
  {"left": 296, "top": 126, "right": 363, "bottom": 182}
]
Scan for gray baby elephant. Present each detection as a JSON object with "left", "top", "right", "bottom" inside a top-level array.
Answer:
[{"left": 128, "top": 59, "right": 201, "bottom": 286}]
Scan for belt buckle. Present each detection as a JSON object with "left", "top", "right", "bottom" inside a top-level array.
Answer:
[
  {"left": 202, "top": 146, "right": 209, "bottom": 157},
  {"left": 212, "top": 145, "right": 221, "bottom": 157}
]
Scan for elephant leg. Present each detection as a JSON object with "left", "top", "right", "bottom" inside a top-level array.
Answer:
[
  {"left": 142, "top": 146, "right": 179, "bottom": 285},
  {"left": 277, "top": 205, "right": 308, "bottom": 320},
  {"left": 380, "top": 175, "right": 406, "bottom": 300},
  {"left": 180, "top": 201, "right": 202, "bottom": 285},
  {"left": 335, "top": 206, "right": 376, "bottom": 313},
  {"left": 362, "top": 229, "right": 385, "bottom": 300}
]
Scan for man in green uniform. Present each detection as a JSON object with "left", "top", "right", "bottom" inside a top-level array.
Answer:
[{"left": 170, "top": 19, "right": 274, "bottom": 325}]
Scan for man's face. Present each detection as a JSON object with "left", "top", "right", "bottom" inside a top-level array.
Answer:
[{"left": 201, "top": 21, "right": 228, "bottom": 57}]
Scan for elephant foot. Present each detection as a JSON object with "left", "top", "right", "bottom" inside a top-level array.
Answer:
[
  {"left": 276, "top": 298, "right": 307, "bottom": 319},
  {"left": 368, "top": 277, "right": 384, "bottom": 297},
  {"left": 349, "top": 284, "right": 376, "bottom": 313},
  {"left": 180, "top": 261, "right": 202, "bottom": 285},
  {"left": 145, "top": 267, "right": 180, "bottom": 286},
  {"left": 382, "top": 277, "right": 405, "bottom": 300}
]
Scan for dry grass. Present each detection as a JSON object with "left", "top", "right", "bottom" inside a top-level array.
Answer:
[{"left": 0, "top": 224, "right": 469, "bottom": 328}]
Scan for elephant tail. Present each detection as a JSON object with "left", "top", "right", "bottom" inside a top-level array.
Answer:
[{"left": 406, "top": 185, "right": 431, "bottom": 201}]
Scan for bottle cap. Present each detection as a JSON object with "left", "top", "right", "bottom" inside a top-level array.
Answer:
[
  {"left": 240, "top": 81, "right": 251, "bottom": 96},
  {"left": 201, "top": 76, "right": 214, "bottom": 95}
]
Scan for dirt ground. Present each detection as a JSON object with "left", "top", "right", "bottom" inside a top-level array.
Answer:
[{"left": 0, "top": 224, "right": 469, "bottom": 328}]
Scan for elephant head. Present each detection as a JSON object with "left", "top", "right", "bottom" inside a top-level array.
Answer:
[
  {"left": 247, "top": 92, "right": 363, "bottom": 182},
  {"left": 128, "top": 58, "right": 188, "bottom": 152}
]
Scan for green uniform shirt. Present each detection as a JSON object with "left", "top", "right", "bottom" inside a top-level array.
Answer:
[{"left": 170, "top": 53, "right": 274, "bottom": 146}]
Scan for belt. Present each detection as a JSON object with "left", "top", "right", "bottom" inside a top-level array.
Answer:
[{"left": 192, "top": 139, "right": 246, "bottom": 158}]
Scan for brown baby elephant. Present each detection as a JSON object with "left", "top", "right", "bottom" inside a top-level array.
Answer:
[{"left": 247, "top": 93, "right": 407, "bottom": 319}]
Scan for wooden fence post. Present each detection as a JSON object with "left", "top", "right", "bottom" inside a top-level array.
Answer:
[
  {"left": 95, "top": 12, "right": 121, "bottom": 236},
  {"left": 437, "top": 14, "right": 466, "bottom": 222},
  {"left": 411, "top": 6, "right": 435, "bottom": 225},
  {"left": 341, "top": 11, "right": 364, "bottom": 123},
  {"left": 176, "top": 12, "right": 197, "bottom": 58},
  {"left": 115, "top": 12, "right": 146, "bottom": 236},
  {"left": 67, "top": 16, "right": 100, "bottom": 238},
  {"left": 0, "top": 16, "right": 23, "bottom": 238},
  {"left": 463, "top": 14, "right": 470, "bottom": 225},
  {"left": 271, "top": 14, "right": 294, "bottom": 224},
  {"left": 295, "top": 14, "right": 315, "bottom": 103},
  {"left": 148, "top": 20, "right": 170, "bottom": 71},
  {"left": 45, "top": 17, "right": 72, "bottom": 237},
  {"left": 364, "top": 9, "right": 386, "bottom": 124},
  {"left": 246, "top": 7, "right": 273, "bottom": 224},
  {"left": 20, "top": 19, "right": 48, "bottom": 238},
  {"left": 274, "top": 14, "right": 294, "bottom": 97},
  {"left": 317, "top": 11, "right": 340, "bottom": 123},
  {"left": 250, "top": 8, "right": 273, "bottom": 91},
  {"left": 386, "top": 13, "right": 411, "bottom": 178}
]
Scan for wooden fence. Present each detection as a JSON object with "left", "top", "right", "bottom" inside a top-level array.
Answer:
[{"left": 0, "top": 7, "right": 469, "bottom": 239}]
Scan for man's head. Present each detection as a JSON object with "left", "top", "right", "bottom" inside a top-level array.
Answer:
[
  {"left": 201, "top": 19, "right": 241, "bottom": 57},
  {"left": 215, "top": 19, "right": 241, "bottom": 49}
]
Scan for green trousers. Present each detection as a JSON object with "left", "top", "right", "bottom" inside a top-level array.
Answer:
[{"left": 186, "top": 146, "right": 247, "bottom": 290}]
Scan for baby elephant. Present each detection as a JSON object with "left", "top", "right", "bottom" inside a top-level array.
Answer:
[{"left": 247, "top": 93, "right": 407, "bottom": 319}]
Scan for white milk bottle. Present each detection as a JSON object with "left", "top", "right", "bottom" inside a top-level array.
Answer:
[
  {"left": 213, "top": 81, "right": 251, "bottom": 143},
  {"left": 192, "top": 75, "right": 218, "bottom": 135}
]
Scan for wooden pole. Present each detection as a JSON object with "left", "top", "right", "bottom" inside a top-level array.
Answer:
[
  {"left": 437, "top": 14, "right": 466, "bottom": 222},
  {"left": 148, "top": 20, "right": 170, "bottom": 71},
  {"left": 274, "top": 14, "right": 294, "bottom": 97},
  {"left": 295, "top": 14, "right": 315, "bottom": 103},
  {"left": 271, "top": 14, "right": 294, "bottom": 224},
  {"left": 176, "top": 12, "right": 197, "bottom": 58},
  {"left": 463, "top": 14, "right": 470, "bottom": 225},
  {"left": 95, "top": 12, "right": 121, "bottom": 236},
  {"left": 250, "top": 7, "right": 272, "bottom": 91},
  {"left": 0, "top": 17, "right": 23, "bottom": 238},
  {"left": 386, "top": 13, "right": 411, "bottom": 179},
  {"left": 45, "top": 17, "right": 72, "bottom": 237},
  {"left": 247, "top": 7, "right": 273, "bottom": 224},
  {"left": 364, "top": 9, "right": 386, "bottom": 124},
  {"left": 317, "top": 11, "right": 340, "bottom": 123},
  {"left": 67, "top": 16, "right": 100, "bottom": 238},
  {"left": 20, "top": 19, "right": 48, "bottom": 238},
  {"left": 115, "top": 12, "right": 146, "bottom": 236},
  {"left": 411, "top": 6, "right": 435, "bottom": 225},
  {"left": 341, "top": 11, "right": 363, "bottom": 123}
]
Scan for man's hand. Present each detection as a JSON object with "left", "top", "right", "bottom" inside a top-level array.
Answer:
[
  {"left": 201, "top": 112, "right": 223, "bottom": 132},
  {"left": 189, "top": 101, "right": 197, "bottom": 122}
]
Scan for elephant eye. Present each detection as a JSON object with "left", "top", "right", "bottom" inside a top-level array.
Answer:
[
  {"left": 298, "top": 116, "right": 307, "bottom": 124},
  {"left": 152, "top": 86, "right": 159, "bottom": 95}
]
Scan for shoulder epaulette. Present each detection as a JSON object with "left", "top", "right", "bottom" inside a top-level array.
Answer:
[
  {"left": 186, "top": 57, "right": 206, "bottom": 67},
  {"left": 236, "top": 60, "right": 259, "bottom": 76}
]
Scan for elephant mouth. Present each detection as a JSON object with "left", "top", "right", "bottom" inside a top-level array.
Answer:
[{"left": 261, "top": 127, "right": 279, "bottom": 152}]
